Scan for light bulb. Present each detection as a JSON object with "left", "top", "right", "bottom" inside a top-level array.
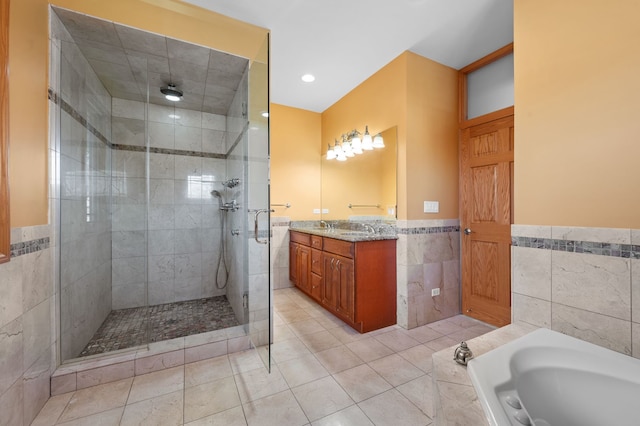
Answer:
[
  {"left": 373, "top": 133, "right": 385, "bottom": 149},
  {"left": 362, "top": 126, "right": 373, "bottom": 150},
  {"left": 326, "top": 144, "right": 336, "bottom": 160}
]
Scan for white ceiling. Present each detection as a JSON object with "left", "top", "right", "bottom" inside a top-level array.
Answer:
[{"left": 183, "top": 0, "right": 513, "bottom": 113}]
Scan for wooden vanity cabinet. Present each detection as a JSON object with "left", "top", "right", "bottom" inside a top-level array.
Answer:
[
  {"left": 289, "top": 233, "right": 311, "bottom": 295},
  {"left": 289, "top": 230, "right": 396, "bottom": 333}
]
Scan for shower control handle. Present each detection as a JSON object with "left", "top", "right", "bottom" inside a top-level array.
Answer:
[{"left": 252, "top": 209, "right": 274, "bottom": 244}]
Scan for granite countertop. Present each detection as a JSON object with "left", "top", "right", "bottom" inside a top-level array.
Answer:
[
  {"left": 432, "top": 322, "right": 538, "bottom": 426},
  {"left": 289, "top": 226, "right": 398, "bottom": 243}
]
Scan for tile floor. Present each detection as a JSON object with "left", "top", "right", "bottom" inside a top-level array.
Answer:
[{"left": 33, "top": 287, "right": 494, "bottom": 425}]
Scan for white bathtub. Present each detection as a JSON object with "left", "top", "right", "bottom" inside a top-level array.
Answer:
[{"left": 467, "top": 328, "right": 640, "bottom": 426}]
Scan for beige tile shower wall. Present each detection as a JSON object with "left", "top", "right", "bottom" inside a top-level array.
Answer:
[
  {"left": 0, "top": 226, "right": 56, "bottom": 426},
  {"left": 512, "top": 225, "right": 639, "bottom": 358},
  {"left": 271, "top": 218, "right": 292, "bottom": 290},
  {"left": 111, "top": 98, "right": 229, "bottom": 309},
  {"left": 396, "top": 219, "right": 461, "bottom": 329}
]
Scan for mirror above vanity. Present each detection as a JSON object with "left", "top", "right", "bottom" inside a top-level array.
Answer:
[{"left": 321, "top": 126, "right": 397, "bottom": 221}]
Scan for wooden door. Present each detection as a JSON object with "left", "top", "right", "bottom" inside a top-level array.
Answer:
[{"left": 460, "top": 115, "right": 514, "bottom": 326}]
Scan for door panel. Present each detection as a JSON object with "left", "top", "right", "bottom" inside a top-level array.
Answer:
[{"left": 461, "top": 115, "right": 513, "bottom": 326}]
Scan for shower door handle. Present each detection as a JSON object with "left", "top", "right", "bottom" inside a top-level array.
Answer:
[{"left": 252, "top": 209, "right": 274, "bottom": 244}]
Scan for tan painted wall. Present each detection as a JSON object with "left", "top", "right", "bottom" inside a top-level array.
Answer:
[
  {"left": 514, "top": 0, "right": 640, "bottom": 228},
  {"left": 320, "top": 51, "right": 458, "bottom": 221},
  {"left": 8, "top": 0, "right": 267, "bottom": 227},
  {"left": 321, "top": 54, "right": 408, "bottom": 218},
  {"left": 405, "top": 52, "right": 459, "bottom": 219},
  {"left": 270, "top": 104, "right": 322, "bottom": 220}
]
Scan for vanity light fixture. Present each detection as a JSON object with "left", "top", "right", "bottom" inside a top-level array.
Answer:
[
  {"left": 325, "top": 125, "right": 384, "bottom": 161},
  {"left": 160, "top": 84, "right": 183, "bottom": 102}
]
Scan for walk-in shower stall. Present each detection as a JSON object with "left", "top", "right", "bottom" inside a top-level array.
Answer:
[{"left": 49, "top": 7, "right": 271, "bottom": 366}]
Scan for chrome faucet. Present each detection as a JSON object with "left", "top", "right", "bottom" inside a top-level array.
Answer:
[{"left": 362, "top": 224, "right": 375, "bottom": 234}]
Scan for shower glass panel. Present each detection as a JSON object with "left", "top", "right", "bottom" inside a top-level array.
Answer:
[
  {"left": 53, "top": 7, "right": 270, "bottom": 366},
  {"left": 55, "top": 13, "right": 151, "bottom": 360},
  {"left": 246, "top": 35, "right": 271, "bottom": 370}
]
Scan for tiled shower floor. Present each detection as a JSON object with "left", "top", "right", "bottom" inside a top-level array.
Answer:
[{"left": 79, "top": 296, "right": 240, "bottom": 357}]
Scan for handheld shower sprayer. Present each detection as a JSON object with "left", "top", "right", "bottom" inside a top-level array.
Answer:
[{"left": 222, "top": 178, "right": 240, "bottom": 188}]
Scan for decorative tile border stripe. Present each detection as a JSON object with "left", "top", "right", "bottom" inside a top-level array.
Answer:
[
  {"left": 512, "top": 236, "right": 640, "bottom": 259},
  {"left": 111, "top": 144, "right": 226, "bottom": 159},
  {"left": 49, "top": 88, "right": 112, "bottom": 148},
  {"left": 50, "top": 88, "right": 248, "bottom": 160},
  {"left": 397, "top": 226, "right": 460, "bottom": 235},
  {"left": 11, "top": 237, "right": 50, "bottom": 258}
]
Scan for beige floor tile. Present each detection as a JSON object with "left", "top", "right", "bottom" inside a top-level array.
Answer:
[
  {"left": 243, "top": 390, "right": 308, "bottom": 426},
  {"left": 310, "top": 404, "right": 374, "bottom": 426},
  {"left": 426, "top": 319, "right": 464, "bottom": 335},
  {"left": 332, "top": 364, "right": 392, "bottom": 403},
  {"left": 184, "top": 406, "right": 248, "bottom": 426},
  {"left": 31, "top": 392, "right": 74, "bottom": 426},
  {"left": 184, "top": 376, "right": 241, "bottom": 423},
  {"left": 271, "top": 337, "right": 311, "bottom": 363},
  {"left": 358, "top": 389, "right": 431, "bottom": 426},
  {"left": 288, "top": 318, "right": 326, "bottom": 337},
  {"left": 57, "top": 407, "right": 124, "bottom": 426},
  {"left": 313, "top": 313, "right": 348, "bottom": 330},
  {"left": 273, "top": 324, "right": 297, "bottom": 342},
  {"left": 398, "top": 344, "right": 436, "bottom": 373},
  {"left": 127, "top": 365, "right": 184, "bottom": 404},
  {"left": 368, "top": 354, "right": 424, "bottom": 387},
  {"left": 275, "top": 300, "right": 302, "bottom": 313},
  {"left": 228, "top": 350, "right": 265, "bottom": 375},
  {"left": 278, "top": 308, "right": 313, "bottom": 324},
  {"left": 396, "top": 375, "right": 434, "bottom": 418},
  {"left": 298, "top": 330, "right": 342, "bottom": 353},
  {"left": 446, "top": 315, "right": 483, "bottom": 328},
  {"left": 424, "top": 336, "right": 458, "bottom": 352},
  {"left": 278, "top": 353, "right": 330, "bottom": 388},
  {"left": 58, "top": 378, "right": 132, "bottom": 423},
  {"left": 120, "top": 390, "right": 183, "bottom": 426},
  {"left": 234, "top": 365, "right": 290, "bottom": 403},
  {"left": 185, "top": 355, "right": 233, "bottom": 388},
  {"left": 291, "top": 376, "right": 354, "bottom": 422},
  {"left": 373, "top": 329, "right": 420, "bottom": 352},
  {"left": 314, "top": 346, "right": 364, "bottom": 374},
  {"left": 403, "top": 325, "right": 445, "bottom": 343},
  {"left": 346, "top": 337, "right": 395, "bottom": 362},
  {"left": 327, "top": 325, "right": 368, "bottom": 344}
]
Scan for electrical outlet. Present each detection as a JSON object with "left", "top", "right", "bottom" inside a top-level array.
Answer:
[
  {"left": 431, "top": 288, "right": 440, "bottom": 297},
  {"left": 424, "top": 201, "right": 439, "bottom": 213},
  {"left": 322, "top": 208, "right": 329, "bottom": 214},
  {"left": 313, "top": 208, "right": 321, "bottom": 214}
]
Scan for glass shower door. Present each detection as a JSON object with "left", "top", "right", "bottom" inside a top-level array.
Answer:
[{"left": 245, "top": 35, "right": 271, "bottom": 371}]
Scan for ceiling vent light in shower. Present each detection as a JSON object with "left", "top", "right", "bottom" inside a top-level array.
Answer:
[{"left": 161, "top": 84, "right": 183, "bottom": 102}]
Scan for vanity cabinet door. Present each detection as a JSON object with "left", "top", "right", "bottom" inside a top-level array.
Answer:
[
  {"left": 322, "top": 253, "right": 355, "bottom": 322},
  {"left": 290, "top": 242, "right": 311, "bottom": 294}
]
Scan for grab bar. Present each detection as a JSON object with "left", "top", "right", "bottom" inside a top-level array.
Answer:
[
  {"left": 250, "top": 208, "right": 274, "bottom": 244},
  {"left": 271, "top": 203, "right": 291, "bottom": 208},
  {"left": 348, "top": 203, "right": 380, "bottom": 209}
]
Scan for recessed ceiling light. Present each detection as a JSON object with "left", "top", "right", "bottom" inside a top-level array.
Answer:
[
  {"left": 261, "top": 111, "right": 269, "bottom": 118},
  {"left": 301, "top": 74, "right": 315, "bottom": 83},
  {"left": 160, "top": 84, "right": 183, "bottom": 102}
]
